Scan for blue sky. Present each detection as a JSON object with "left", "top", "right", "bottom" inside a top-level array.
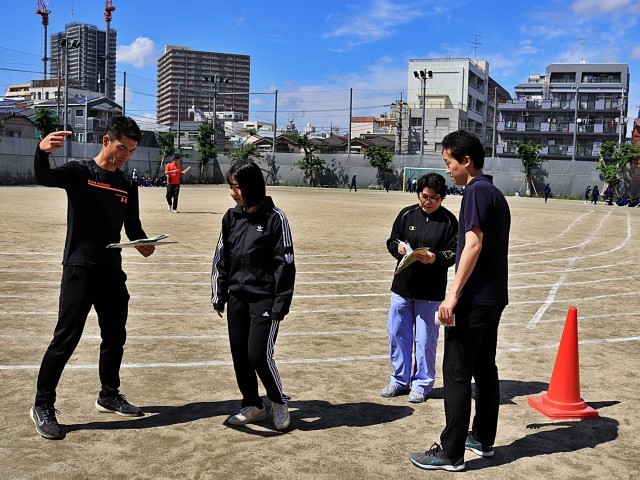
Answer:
[{"left": 1, "top": 0, "right": 639, "bottom": 134}]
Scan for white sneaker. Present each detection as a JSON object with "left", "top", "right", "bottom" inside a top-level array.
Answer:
[
  {"left": 272, "top": 402, "right": 290, "bottom": 430},
  {"left": 227, "top": 406, "right": 266, "bottom": 426},
  {"left": 172, "top": 209, "right": 178, "bottom": 214},
  {"left": 167, "top": 205, "right": 171, "bottom": 211}
]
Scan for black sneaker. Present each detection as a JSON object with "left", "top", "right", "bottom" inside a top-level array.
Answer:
[
  {"left": 465, "top": 432, "right": 494, "bottom": 457},
  {"left": 30, "top": 404, "right": 64, "bottom": 440},
  {"left": 408, "top": 443, "right": 465, "bottom": 472},
  {"left": 95, "top": 393, "right": 144, "bottom": 417}
]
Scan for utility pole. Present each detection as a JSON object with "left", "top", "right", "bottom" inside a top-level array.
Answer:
[
  {"left": 618, "top": 89, "right": 626, "bottom": 146},
  {"left": 122, "top": 71, "right": 126, "bottom": 116},
  {"left": 571, "top": 86, "right": 579, "bottom": 163},
  {"left": 492, "top": 86, "right": 498, "bottom": 157},
  {"left": 273, "top": 90, "right": 278, "bottom": 154},
  {"left": 177, "top": 82, "right": 182, "bottom": 152},
  {"left": 348, "top": 88, "right": 352, "bottom": 155},
  {"left": 413, "top": 69, "right": 432, "bottom": 155}
]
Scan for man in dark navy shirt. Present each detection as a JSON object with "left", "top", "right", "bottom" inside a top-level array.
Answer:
[
  {"left": 30, "top": 116, "right": 155, "bottom": 440},
  {"left": 409, "top": 130, "right": 511, "bottom": 472}
]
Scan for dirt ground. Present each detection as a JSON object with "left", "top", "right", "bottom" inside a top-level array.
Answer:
[{"left": 0, "top": 184, "right": 638, "bottom": 480}]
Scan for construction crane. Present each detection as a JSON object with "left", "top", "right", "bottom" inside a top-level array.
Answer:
[
  {"left": 104, "top": 0, "right": 116, "bottom": 98},
  {"left": 35, "top": 0, "right": 51, "bottom": 79}
]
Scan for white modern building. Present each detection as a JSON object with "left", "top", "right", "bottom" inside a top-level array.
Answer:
[{"left": 399, "top": 58, "right": 510, "bottom": 155}]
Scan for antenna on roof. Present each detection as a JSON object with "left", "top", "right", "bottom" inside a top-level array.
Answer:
[
  {"left": 578, "top": 37, "right": 589, "bottom": 63},
  {"left": 467, "top": 33, "right": 482, "bottom": 61}
]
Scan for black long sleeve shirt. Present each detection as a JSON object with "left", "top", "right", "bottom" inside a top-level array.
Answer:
[
  {"left": 211, "top": 197, "right": 295, "bottom": 320},
  {"left": 34, "top": 146, "right": 147, "bottom": 268},
  {"left": 387, "top": 204, "right": 458, "bottom": 301}
]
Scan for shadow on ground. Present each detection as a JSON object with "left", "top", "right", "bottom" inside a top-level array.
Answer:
[{"left": 62, "top": 399, "right": 414, "bottom": 438}]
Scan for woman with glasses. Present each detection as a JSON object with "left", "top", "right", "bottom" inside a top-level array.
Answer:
[{"left": 380, "top": 173, "right": 458, "bottom": 403}]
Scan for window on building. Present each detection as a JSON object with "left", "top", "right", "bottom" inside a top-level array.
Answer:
[
  {"left": 579, "top": 93, "right": 597, "bottom": 109},
  {"left": 436, "top": 117, "right": 449, "bottom": 128},
  {"left": 602, "top": 95, "right": 620, "bottom": 110},
  {"left": 581, "top": 72, "right": 621, "bottom": 83},
  {"left": 410, "top": 117, "right": 422, "bottom": 127},
  {"left": 549, "top": 72, "right": 576, "bottom": 83},
  {"left": 434, "top": 142, "right": 442, "bottom": 153}
]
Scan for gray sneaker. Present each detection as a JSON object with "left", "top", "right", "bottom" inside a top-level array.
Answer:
[
  {"left": 408, "top": 391, "right": 427, "bottom": 403},
  {"left": 30, "top": 404, "right": 64, "bottom": 440},
  {"left": 409, "top": 443, "right": 465, "bottom": 472},
  {"left": 465, "top": 432, "right": 494, "bottom": 457},
  {"left": 272, "top": 402, "right": 290, "bottom": 430},
  {"left": 380, "top": 384, "right": 409, "bottom": 398},
  {"left": 96, "top": 393, "right": 144, "bottom": 417},
  {"left": 228, "top": 406, "right": 267, "bottom": 426}
]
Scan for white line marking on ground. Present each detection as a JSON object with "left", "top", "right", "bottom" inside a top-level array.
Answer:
[{"left": 2, "top": 335, "right": 638, "bottom": 370}]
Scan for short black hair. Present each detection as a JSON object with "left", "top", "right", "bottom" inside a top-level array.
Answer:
[
  {"left": 106, "top": 115, "right": 142, "bottom": 143},
  {"left": 173, "top": 154, "right": 181, "bottom": 161},
  {"left": 227, "top": 161, "right": 266, "bottom": 209},
  {"left": 417, "top": 172, "right": 447, "bottom": 198},
  {"left": 441, "top": 130, "right": 485, "bottom": 169}
]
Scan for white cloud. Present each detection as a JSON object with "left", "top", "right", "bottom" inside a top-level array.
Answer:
[
  {"left": 264, "top": 56, "right": 407, "bottom": 133},
  {"left": 324, "top": 0, "right": 425, "bottom": 48},
  {"left": 632, "top": 45, "right": 640, "bottom": 58},
  {"left": 116, "top": 37, "right": 156, "bottom": 68},
  {"left": 571, "top": 0, "right": 638, "bottom": 15}
]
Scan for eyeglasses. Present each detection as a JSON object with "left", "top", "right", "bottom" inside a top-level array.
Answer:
[{"left": 418, "top": 194, "right": 442, "bottom": 202}]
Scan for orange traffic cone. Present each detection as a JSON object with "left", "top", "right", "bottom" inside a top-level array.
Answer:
[{"left": 528, "top": 306, "right": 599, "bottom": 419}]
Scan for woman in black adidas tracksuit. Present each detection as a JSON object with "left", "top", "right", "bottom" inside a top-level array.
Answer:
[{"left": 211, "top": 161, "right": 295, "bottom": 430}]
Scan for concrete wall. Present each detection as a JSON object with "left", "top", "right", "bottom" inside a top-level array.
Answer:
[{"left": 1, "top": 137, "right": 604, "bottom": 196}]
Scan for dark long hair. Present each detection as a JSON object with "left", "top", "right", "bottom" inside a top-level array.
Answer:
[{"left": 227, "top": 161, "right": 266, "bottom": 209}]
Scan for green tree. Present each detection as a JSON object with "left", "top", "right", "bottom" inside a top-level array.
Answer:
[
  {"left": 154, "top": 132, "right": 176, "bottom": 178},
  {"left": 515, "top": 140, "right": 544, "bottom": 196},
  {"left": 365, "top": 145, "right": 394, "bottom": 185},
  {"left": 227, "top": 141, "right": 262, "bottom": 164},
  {"left": 32, "top": 108, "right": 59, "bottom": 139},
  {"left": 197, "top": 122, "right": 218, "bottom": 180},
  {"left": 292, "top": 133, "right": 325, "bottom": 186},
  {"left": 596, "top": 141, "right": 640, "bottom": 193}
]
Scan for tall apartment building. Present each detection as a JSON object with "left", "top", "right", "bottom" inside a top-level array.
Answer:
[
  {"left": 496, "top": 63, "right": 629, "bottom": 161},
  {"left": 398, "top": 58, "right": 510, "bottom": 155},
  {"left": 50, "top": 23, "right": 117, "bottom": 100},
  {"left": 157, "top": 46, "right": 250, "bottom": 127}
]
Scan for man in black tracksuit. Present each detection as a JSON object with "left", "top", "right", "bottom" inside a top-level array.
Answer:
[
  {"left": 30, "top": 116, "right": 154, "bottom": 440},
  {"left": 212, "top": 161, "right": 295, "bottom": 430}
]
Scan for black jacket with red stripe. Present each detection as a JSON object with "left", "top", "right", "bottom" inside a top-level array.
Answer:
[
  {"left": 211, "top": 196, "right": 296, "bottom": 321},
  {"left": 34, "top": 146, "right": 147, "bottom": 267}
]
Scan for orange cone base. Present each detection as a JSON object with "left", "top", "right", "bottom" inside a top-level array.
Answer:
[{"left": 528, "top": 394, "right": 599, "bottom": 419}]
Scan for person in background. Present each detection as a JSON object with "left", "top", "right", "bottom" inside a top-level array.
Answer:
[
  {"left": 591, "top": 185, "right": 600, "bottom": 205},
  {"left": 30, "top": 116, "right": 154, "bottom": 440},
  {"left": 584, "top": 186, "right": 591, "bottom": 204},
  {"left": 165, "top": 154, "right": 189, "bottom": 213},
  {"left": 211, "top": 161, "right": 296, "bottom": 431},
  {"left": 381, "top": 173, "right": 458, "bottom": 404},
  {"left": 543, "top": 183, "right": 551, "bottom": 203},
  {"left": 409, "top": 130, "right": 510, "bottom": 472},
  {"left": 350, "top": 174, "right": 358, "bottom": 192}
]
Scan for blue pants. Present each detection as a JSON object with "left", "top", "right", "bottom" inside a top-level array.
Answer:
[{"left": 386, "top": 293, "right": 440, "bottom": 394}]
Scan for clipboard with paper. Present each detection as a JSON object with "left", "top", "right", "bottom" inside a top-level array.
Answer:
[
  {"left": 394, "top": 241, "right": 430, "bottom": 274},
  {"left": 106, "top": 234, "right": 177, "bottom": 248}
]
